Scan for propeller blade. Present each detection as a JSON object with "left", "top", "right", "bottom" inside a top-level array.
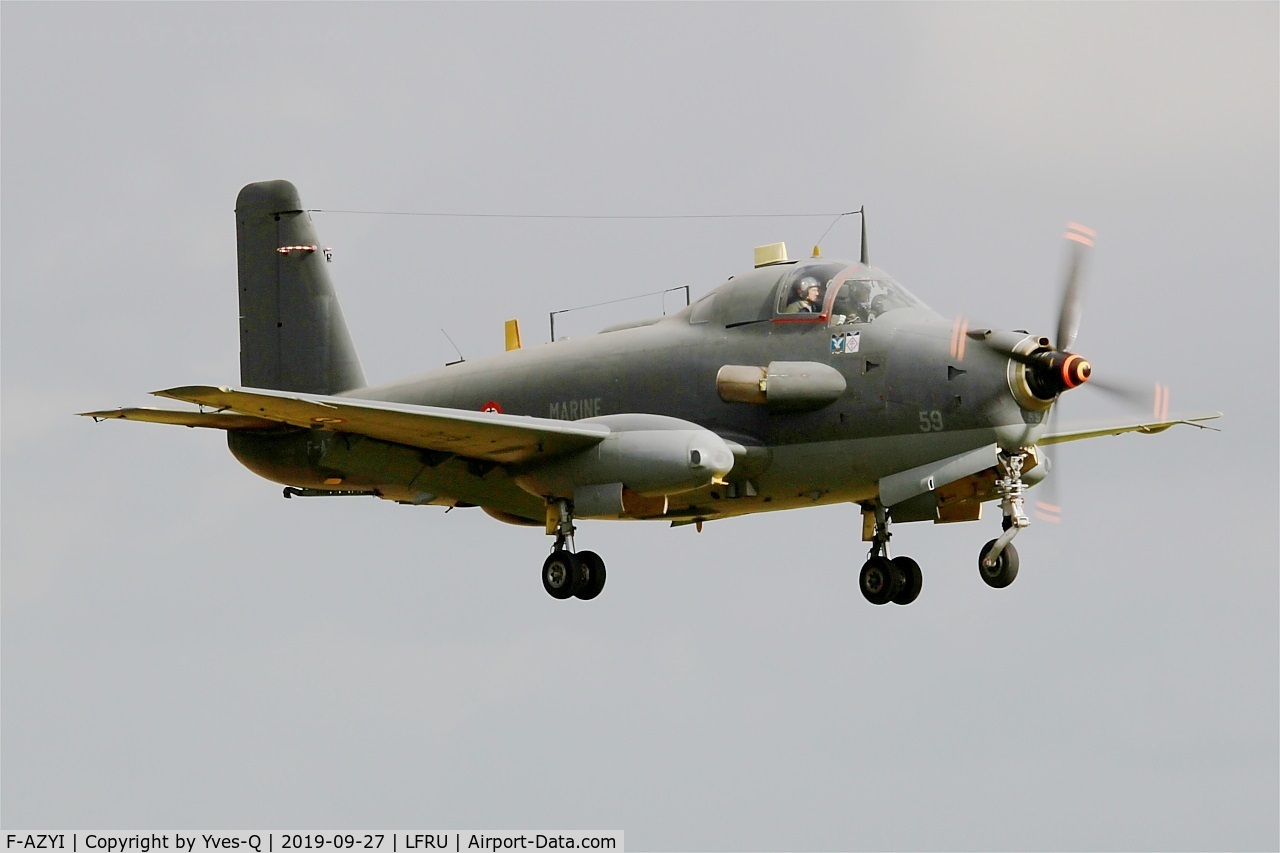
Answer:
[
  {"left": 1033, "top": 400, "right": 1065, "bottom": 523},
  {"left": 1033, "top": 498, "right": 1063, "bottom": 524},
  {"left": 1153, "top": 382, "right": 1170, "bottom": 422},
  {"left": 950, "top": 316, "right": 971, "bottom": 360},
  {"left": 1056, "top": 222, "right": 1094, "bottom": 352},
  {"left": 1086, "top": 375, "right": 1169, "bottom": 412}
]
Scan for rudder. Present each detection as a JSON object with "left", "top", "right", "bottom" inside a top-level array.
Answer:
[{"left": 236, "top": 180, "right": 366, "bottom": 394}]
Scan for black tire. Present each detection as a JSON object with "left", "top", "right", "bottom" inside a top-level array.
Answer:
[
  {"left": 574, "top": 550, "right": 607, "bottom": 601},
  {"left": 891, "top": 556, "right": 922, "bottom": 605},
  {"left": 978, "top": 539, "right": 1020, "bottom": 589},
  {"left": 542, "top": 550, "right": 582, "bottom": 599},
  {"left": 859, "top": 556, "right": 902, "bottom": 605}
]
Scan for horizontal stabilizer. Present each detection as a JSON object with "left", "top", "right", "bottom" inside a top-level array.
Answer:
[
  {"left": 153, "top": 385, "right": 610, "bottom": 464},
  {"left": 79, "top": 407, "right": 280, "bottom": 430},
  {"left": 1039, "top": 412, "right": 1221, "bottom": 446}
]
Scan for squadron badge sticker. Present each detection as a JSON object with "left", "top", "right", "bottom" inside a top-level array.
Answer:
[{"left": 831, "top": 330, "right": 860, "bottom": 355}]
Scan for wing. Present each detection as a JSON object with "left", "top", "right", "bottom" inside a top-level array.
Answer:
[
  {"left": 1039, "top": 412, "right": 1221, "bottom": 446},
  {"left": 79, "top": 407, "right": 280, "bottom": 430},
  {"left": 151, "top": 385, "right": 610, "bottom": 464},
  {"left": 877, "top": 411, "right": 1222, "bottom": 513}
]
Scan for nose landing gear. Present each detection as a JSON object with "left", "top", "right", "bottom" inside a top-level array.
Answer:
[{"left": 977, "top": 449, "right": 1030, "bottom": 589}]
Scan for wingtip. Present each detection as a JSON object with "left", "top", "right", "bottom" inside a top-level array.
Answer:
[{"left": 1180, "top": 412, "right": 1223, "bottom": 431}]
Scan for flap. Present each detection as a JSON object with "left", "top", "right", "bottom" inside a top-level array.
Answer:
[{"left": 153, "top": 385, "right": 610, "bottom": 464}]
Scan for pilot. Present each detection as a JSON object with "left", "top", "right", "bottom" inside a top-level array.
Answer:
[
  {"left": 782, "top": 277, "right": 823, "bottom": 314},
  {"left": 839, "top": 280, "right": 878, "bottom": 324}
]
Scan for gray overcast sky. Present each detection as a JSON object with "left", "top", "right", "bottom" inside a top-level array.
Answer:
[{"left": 3, "top": 3, "right": 1276, "bottom": 850}]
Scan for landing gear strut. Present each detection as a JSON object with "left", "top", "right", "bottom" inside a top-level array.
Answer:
[
  {"left": 858, "top": 504, "right": 923, "bottom": 606},
  {"left": 978, "top": 449, "right": 1029, "bottom": 588},
  {"left": 541, "top": 499, "right": 607, "bottom": 601}
]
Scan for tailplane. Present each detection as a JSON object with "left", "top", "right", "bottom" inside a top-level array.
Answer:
[{"left": 236, "top": 180, "right": 366, "bottom": 394}]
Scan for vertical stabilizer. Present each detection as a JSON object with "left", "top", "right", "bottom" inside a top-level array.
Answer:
[{"left": 236, "top": 180, "right": 366, "bottom": 394}]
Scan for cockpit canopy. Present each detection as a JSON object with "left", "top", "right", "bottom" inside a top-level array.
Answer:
[
  {"left": 774, "top": 262, "right": 847, "bottom": 317},
  {"left": 688, "top": 259, "right": 929, "bottom": 328},
  {"left": 825, "top": 276, "right": 922, "bottom": 327}
]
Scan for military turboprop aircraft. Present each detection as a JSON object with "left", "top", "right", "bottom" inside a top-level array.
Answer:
[{"left": 83, "top": 180, "right": 1219, "bottom": 605}]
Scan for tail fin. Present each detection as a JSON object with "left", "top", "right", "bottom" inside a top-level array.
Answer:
[{"left": 236, "top": 180, "right": 366, "bottom": 394}]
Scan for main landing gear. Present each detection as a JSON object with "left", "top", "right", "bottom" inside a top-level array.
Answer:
[
  {"left": 541, "top": 500, "right": 607, "bottom": 601},
  {"left": 858, "top": 504, "right": 923, "bottom": 606}
]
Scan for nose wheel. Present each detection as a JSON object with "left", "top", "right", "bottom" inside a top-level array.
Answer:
[{"left": 978, "top": 539, "right": 1019, "bottom": 588}]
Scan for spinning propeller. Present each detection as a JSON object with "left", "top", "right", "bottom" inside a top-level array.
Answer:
[
  {"left": 969, "top": 222, "right": 1097, "bottom": 398},
  {"left": 957, "top": 222, "right": 1173, "bottom": 522}
]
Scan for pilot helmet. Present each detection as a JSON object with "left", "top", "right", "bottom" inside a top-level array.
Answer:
[{"left": 798, "top": 276, "right": 821, "bottom": 297}]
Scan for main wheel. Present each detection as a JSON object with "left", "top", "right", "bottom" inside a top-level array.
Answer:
[
  {"left": 978, "top": 540, "right": 1019, "bottom": 589},
  {"left": 574, "top": 550, "right": 607, "bottom": 600},
  {"left": 542, "top": 550, "right": 583, "bottom": 599},
  {"left": 859, "top": 556, "right": 902, "bottom": 605},
  {"left": 891, "top": 556, "right": 922, "bottom": 605}
]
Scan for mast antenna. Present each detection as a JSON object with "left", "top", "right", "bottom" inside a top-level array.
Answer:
[{"left": 860, "top": 206, "right": 869, "bottom": 266}]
